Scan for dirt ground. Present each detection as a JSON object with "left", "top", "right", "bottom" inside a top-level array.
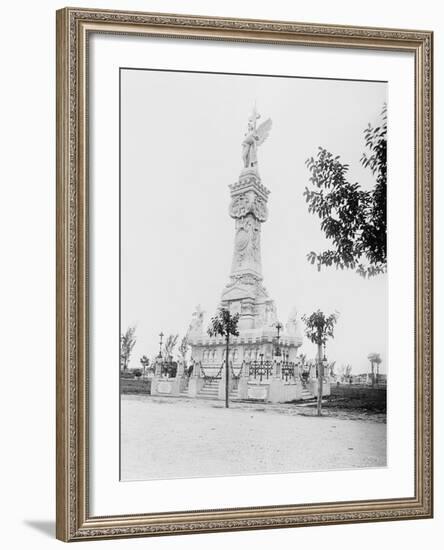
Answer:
[{"left": 120, "top": 395, "right": 387, "bottom": 481}]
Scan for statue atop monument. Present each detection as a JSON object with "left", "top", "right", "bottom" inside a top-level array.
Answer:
[
  {"left": 187, "top": 305, "right": 204, "bottom": 335},
  {"left": 241, "top": 106, "right": 272, "bottom": 170},
  {"left": 286, "top": 308, "right": 302, "bottom": 337}
]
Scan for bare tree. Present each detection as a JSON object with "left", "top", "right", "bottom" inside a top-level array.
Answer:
[
  {"left": 338, "top": 363, "right": 352, "bottom": 383},
  {"left": 120, "top": 325, "right": 136, "bottom": 371},
  {"left": 163, "top": 334, "right": 179, "bottom": 362},
  {"left": 178, "top": 336, "right": 189, "bottom": 363}
]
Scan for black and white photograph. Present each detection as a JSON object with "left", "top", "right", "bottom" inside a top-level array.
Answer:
[
  {"left": 119, "top": 68, "right": 388, "bottom": 482},
  {"left": 0, "top": 0, "right": 437, "bottom": 546}
]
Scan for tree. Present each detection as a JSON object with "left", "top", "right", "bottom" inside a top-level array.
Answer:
[
  {"left": 207, "top": 308, "right": 240, "bottom": 409},
  {"left": 304, "top": 105, "right": 387, "bottom": 277},
  {"left": 163, "top": 334, "right": 179, "bottom": 362},
  {"left": 368, "top": 352, "right": 382, "bottom": 386},
  {"left": 178, "top": 336, "right": 189, "bottom": 364},
  {"left": 328, "top": 360, "right": 337, "bottom": 379},
  {"left": 301, "top": 310, "right": 338, "bottom": 415},
  {"left": 120, "top": 325, "right": 136, "bottom": 371}
]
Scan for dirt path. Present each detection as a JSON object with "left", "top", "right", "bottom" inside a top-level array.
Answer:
[{"left": 121, "top": 395, "right": 386, "bottom": 481}]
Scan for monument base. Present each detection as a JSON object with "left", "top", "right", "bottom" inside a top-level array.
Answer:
[{"left": 150, "top": 376, "right": 182, "bottom": 397}]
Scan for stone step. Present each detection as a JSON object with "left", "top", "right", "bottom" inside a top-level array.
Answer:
[
  {"left": 197, "top": 382, "right": 239, "bottom": 400},
  {"left": 301, "top": 389, "right": 315, "bottom": 400}
]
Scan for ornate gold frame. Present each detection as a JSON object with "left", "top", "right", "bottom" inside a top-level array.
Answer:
[{"left": 56, "top": 7, "right": 433, "bottom": 542}]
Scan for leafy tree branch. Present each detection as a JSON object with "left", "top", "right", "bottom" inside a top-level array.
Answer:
[{"left": 304, "top": 105, "right": 387, "bottom": 277}]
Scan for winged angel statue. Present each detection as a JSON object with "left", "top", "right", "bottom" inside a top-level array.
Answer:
[{"left": 241, "top": 107, "right": 272, "bottom": 170}]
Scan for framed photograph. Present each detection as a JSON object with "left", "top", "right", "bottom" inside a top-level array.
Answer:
[{"left": 56, "top": 7, "right": 433, "bottom": 542}]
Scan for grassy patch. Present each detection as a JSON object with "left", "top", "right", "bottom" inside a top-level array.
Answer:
[
  {"left": 120, "top": 377, "right": 152, "bottom": 395},
  {"left": 325, "top": 384, "right": 386, "bottom": 413}
]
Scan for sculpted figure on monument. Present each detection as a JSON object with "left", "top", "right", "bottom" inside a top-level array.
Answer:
[
  {"left": 286, "top": 308, "right": 302, "bottom": 337},
  {"left": 230, "top": 193, "right": 250, "bottom": 218},
  {"left": 241, "top": 106, "right": 272, "bottom": 170},
  {"left": 234, "top": 218, "right": 251, "bottom": 267},
  {"left": 265, "top": 301, "right": 278, "bottom": 327},
  {"left": 252, "top": 196, "right": 268, "bottom": 221},
  {"left": 233, "top": 216, "right": 262, "bottom": 268},
  {"left": 188, "top": 305, "right": 204, "bottom": 334},
  {"left": 249, "top": 221, "right": 261, "bottom": 263},
  {"left": 230, "top": 192, "right": 268, "bottom": 222}
]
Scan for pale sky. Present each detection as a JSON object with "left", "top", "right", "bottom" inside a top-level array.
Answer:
[{"left": 120, "top": 68, "right": 387, "bottom": 375}]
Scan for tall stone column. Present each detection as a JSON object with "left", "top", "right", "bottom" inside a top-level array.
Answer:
[
  {"left": 217, "top": 107, "right": 275, "bottom": 333},
  {"left": 221, "top": 170, "right": 271, "bottom": 331},
  {"left": 229, "top": 173, "right": 269, "bottom": 278}
]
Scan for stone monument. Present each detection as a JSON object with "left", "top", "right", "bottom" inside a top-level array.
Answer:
[{"left": 186, "top": 107, "right": 307, "bottom": 402}]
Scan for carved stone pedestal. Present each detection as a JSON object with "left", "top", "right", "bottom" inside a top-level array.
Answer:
[{"left": 150, "top": 376, "right": 181, "bottom": 396}]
